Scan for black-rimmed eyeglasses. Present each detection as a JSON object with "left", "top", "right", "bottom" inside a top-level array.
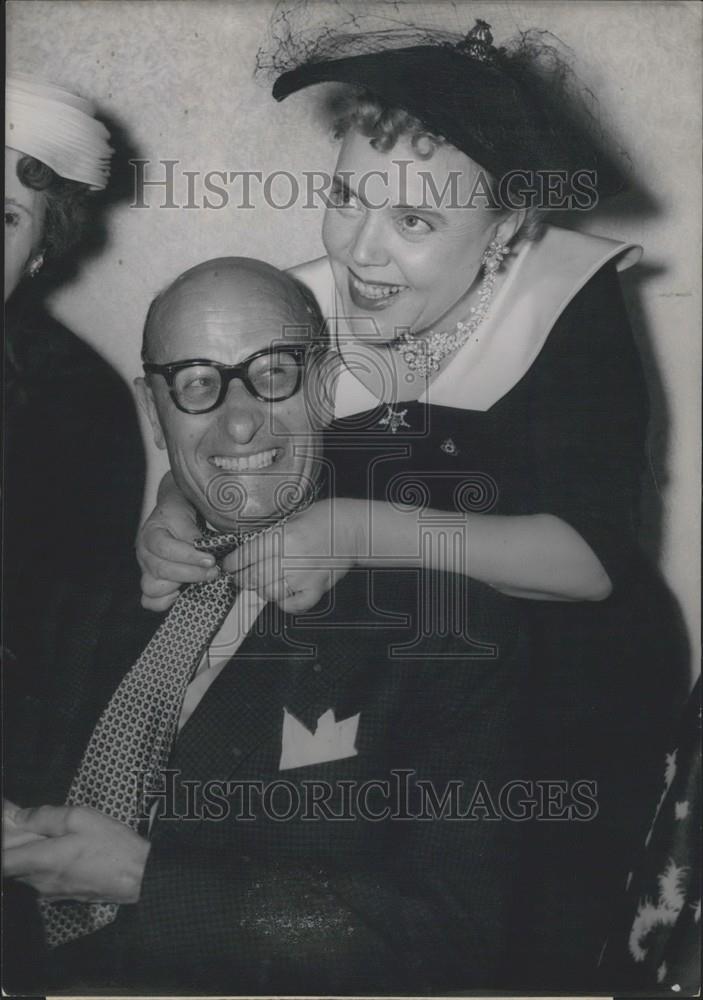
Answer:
[{"left": 143, "top": 345, "right": 310, "bottom": 414}]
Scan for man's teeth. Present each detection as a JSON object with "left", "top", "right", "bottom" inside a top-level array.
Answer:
[
  {"left": 350, "top": 272, "right": 405, "bottom": 300},
  {"left": 212, "top": 449, "right": 276, "bottom": 471}
]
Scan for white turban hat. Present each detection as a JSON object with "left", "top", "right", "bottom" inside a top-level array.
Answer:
[{"left": 5, "top": 74, "right": 113, "bottom": 190}]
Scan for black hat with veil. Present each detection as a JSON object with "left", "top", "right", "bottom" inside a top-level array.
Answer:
[{"left": 262, "top": 3, "right": 627, "bottom": 200}]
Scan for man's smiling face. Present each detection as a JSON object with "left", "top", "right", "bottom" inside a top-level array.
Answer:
[{"left": 137, "top": 259, "right": 324, "bottom": 532}]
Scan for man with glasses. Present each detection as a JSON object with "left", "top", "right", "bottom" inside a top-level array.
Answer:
[
  {"left": 138, "top": 258, "right": 329, "bottom": 541},
  {"left": 4, "top": 257, "right": 530, "bottom": 994}
]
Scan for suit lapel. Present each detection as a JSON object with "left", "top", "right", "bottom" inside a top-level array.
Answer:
[{"left": 168, "top": 573, "right": 382, "bottom": 787}]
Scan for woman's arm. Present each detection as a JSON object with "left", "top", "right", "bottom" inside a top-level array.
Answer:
[
  {"left": 357, "top": 503, "right": 612, "bottom": 601},
  {"left": 223, "top": 497, "right": 610, "bottom": 609},
  {"left": 138, "top": 483, "right": 610, "bottom": 607}
]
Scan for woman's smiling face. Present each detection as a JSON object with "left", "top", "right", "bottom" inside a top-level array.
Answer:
[{"left": 322, "top": 129, "right": 504, "bottom": 342}]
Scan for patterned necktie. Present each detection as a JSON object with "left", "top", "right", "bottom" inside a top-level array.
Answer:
[{"left": 38, "top": 527, "right": 250, "bottom": 948}]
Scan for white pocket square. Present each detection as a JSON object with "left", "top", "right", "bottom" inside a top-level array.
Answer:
[{"left": 279, "top": 707, "right": 360, "bottom": 771}]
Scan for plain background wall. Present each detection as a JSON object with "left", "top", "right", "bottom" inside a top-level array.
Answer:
[{"left": 6, "top": 0, "right": 701, "bottom": 675}]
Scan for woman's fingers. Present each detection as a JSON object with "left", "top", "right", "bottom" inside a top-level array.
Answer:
[
  {"left": 146, "top": 555, "right": 218, "bottom": 585},
  {"left": 138, "top": 527, "right": 218, "bottom": 609},
  {"left": 141, "top": 592, "right": 180, "bottom": 613},
  {"left": 233, "top": 566, "right": 337, "bottom": 612},
  {"left": 223, "top": 532, "right": 275, "bottom": 574},
  {"left": 143, "top": 528, "right": 215, "bottom": 569},
  {"left": 137, "top": 526, "right": 215, "bottom": 578},
  {"left": 228, "top": 535, "right": 280, "bottom": 587},
  {"left": 221, "top": 543, "right": 246, "bottom": 574},
  {"left": 231, "top": 556, "right": 294, "bottom": 604},
  {"left": 276, "top": 570, "right": 339, "bottom": 612},
  {"left": 140, "top": 574, "right": 181, "bottom": 612},
  {"left": 141, "top": 575, "right": 181, "bottom": 599},
  {"left": 231, "top": 565, "right": 274, "bottom": 595},
  {"left": 222, "top": 540, "right": 262, "bottom": 574}
]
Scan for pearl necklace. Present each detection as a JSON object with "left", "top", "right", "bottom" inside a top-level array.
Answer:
[{"left": 391, "top": 240, "right": 509, "bottom": 379}]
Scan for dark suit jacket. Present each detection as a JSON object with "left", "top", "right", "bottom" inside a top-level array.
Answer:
[{"left": 9, "top": 561, "right": 530, "bottom": 995}]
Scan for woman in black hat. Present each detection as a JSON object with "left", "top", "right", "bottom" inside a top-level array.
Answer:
[{"left": 137, "top": 20, "right": 688, "bottom": 987}]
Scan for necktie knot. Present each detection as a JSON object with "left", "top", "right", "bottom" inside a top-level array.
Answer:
[{"left": 193, "top": 528, "right": 244, "bottom": 562}]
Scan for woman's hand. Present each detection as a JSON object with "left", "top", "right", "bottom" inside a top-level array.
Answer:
[
  {"left": 223, "top": 499, "right": 365, "bottom": 612},
  {"left": 137, "top": 501, "right": 218, "bottom": 612}
]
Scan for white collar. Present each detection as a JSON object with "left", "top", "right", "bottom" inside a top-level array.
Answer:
[{"left": 289, "top": 226, "right": 642, "bottom": 417}]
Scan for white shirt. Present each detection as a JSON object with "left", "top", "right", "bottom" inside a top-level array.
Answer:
[{"left": 177, "top": 588, "right": 266, "bottom": 732}]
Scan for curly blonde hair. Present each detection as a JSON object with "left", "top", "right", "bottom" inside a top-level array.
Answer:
[{"left": 327, "top": 86, "right": 543, "bottom": 240}]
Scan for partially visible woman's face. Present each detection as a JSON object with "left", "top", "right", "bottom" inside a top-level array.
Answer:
[
  {"left": 322, "top": 129, "right": 502, "bottom": 341},
  {"left": 5, "top": 147, "right": 47, "bottom": 301}
]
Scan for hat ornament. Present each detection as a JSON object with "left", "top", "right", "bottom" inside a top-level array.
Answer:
[{"left": 454, "top": 19, "right": 499, "bottom": 63}]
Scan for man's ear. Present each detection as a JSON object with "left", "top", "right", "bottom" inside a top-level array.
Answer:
[{"left": 134, "top": 377, "right": 167, "bottom": 450}]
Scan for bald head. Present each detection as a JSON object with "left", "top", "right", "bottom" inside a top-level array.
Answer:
[{"left": 143, "top": 257, "right": 322, "bottom": 363}]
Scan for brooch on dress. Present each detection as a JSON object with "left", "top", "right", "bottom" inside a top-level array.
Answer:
[{"left": 378, "top": 406, "right": 410, "bottom": 434}]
